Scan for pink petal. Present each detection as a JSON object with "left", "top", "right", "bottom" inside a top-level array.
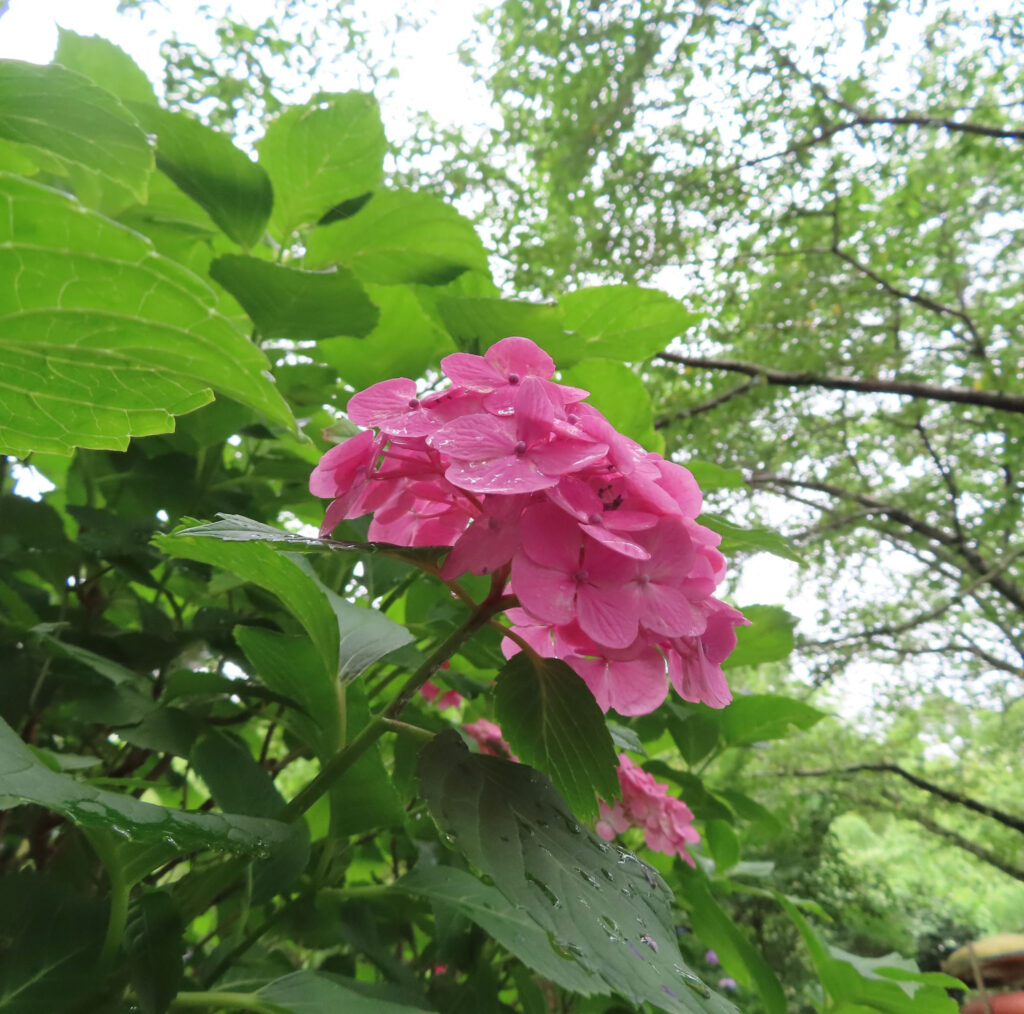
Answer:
[
  {"left": 636, "top": 583, "right": 706, "bottom": 638},
  {"left": 577, "top": 584, "right": 639, "bottom": 649},
  {"left": 520, "top": 502, "right": 584, "bottom": 572},
  {"left": 510, "top": 551, "right": 576, "bottom": 625},
  {"left": 529, "top": 436, "right": 608, "bottom": 478},
  {"left": 445, "top": 456, "right": 559, "bottom": 494},
  {"left": 513, "top": 376, "right": 555, "bottom": 446},
  {"left": 429, "top": 414, "right": 515, "bottom": 461},
  {"left": 485, "top": 335, "right": 555, "bottom": 380},
  {"left": 440, "top": 352, "right": 504, "bottom": 390},
  {"left": 580, "top": 523, "right": 650, "bottom": 559}
]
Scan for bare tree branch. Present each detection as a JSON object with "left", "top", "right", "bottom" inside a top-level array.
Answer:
[
  {"left": 654, "top": 352, "right": 1024, "bottom": 414},
  {"left": 653, "top": 378, "right": 757, "bottom": 428}
]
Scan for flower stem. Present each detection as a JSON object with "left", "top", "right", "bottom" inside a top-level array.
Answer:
[{"left": 170, "top": 990, "right": 278, "bottom": 1012}]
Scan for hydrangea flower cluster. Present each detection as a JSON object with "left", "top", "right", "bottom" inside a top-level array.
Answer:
[
  {"left": 309, "top": 336, "right": 747, "bottom": 716},
  {"left": 595, "top": 754, "right": 700, "bottom": 866}
]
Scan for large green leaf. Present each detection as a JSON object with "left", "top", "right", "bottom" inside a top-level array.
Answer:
[
  {"left": 258, "top": 92, "right": 386, "bottom": 241},
  {"left": 0, "top": 174, "right": 295, "bottom": 456},
  {"left": 776, "top": 894, "right": 958, "bottom": 1013},
  {"left": 435, "top": 296, "right": 568, "bottom": 355},
  {"left": 722, "top": 606, "right": 798, "bottom": 670},
  {"left": 417, "top": 731, "right": 735, "bottom": 1014},
  {"left": 319, "top": 283, "right": 457, "bottom": 390},
  {"left": 160, "top": 532, "right": 412, "bottom": 683},
  {"left": 494, "top": 654, "right": 619, "bottom": 822},
  {"left": 210, "top": 255, "right": 378, "bottom": 339},
  {"left": 675, "top": 867, "right": 786, "bottom": 1014},
  {"left": 0, "top": 60, "right": 152, "bottom": 205},
  {"left": 124, "top": 891, "right": 184, "bottom": 1014},
  {"left": 257, "top": 971, "right": 435, "bottom": 1013},
  {"left": 713, "top": 692, "right": 825, "bottom": 745},
  {"left": 399, "top": 865, "right": 602, "bottom": 994},
  {"left": 0, "top": 714, "right": 290, "bottom": 855},
  {"left": 700, "top": 514, "right": 804, "bottom": 564},
  {"left": 555, "top": 285, "right": 702, "bottom": 364},
  {"left": 54, "top": 29, "right": 159, "bottom": 107},
  {"left": 304, "top": 188, "right": 490, "bottom": 284},
  {"left": 130, "top": 106, "right": 273, "bottom": 248}
]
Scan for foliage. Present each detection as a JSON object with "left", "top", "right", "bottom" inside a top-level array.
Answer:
[{"left": 0, "top": 9, "right": 1018, "bottom": 1014}]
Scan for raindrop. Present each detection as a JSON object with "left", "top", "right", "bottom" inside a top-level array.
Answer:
[
  {"left": 442, "top": 832, "right": 458, "bottom": 846},
  {"left": 526, "top": 873, "right": 561, "bottom": 908},
  {"left": 600, "top": 914, "right": 619, "bottom": 933},
  {"left": 673, "top": 963, "right": 712, "bottom": 997},
  {"left": 600, "top": 867, "right": 615, "bottom": 882},
  {"left": 575, "top": 867, "right": 601, "bottom": 889},
  {"left": 640, "top": 933, "right": 659, "bottom": 952}
]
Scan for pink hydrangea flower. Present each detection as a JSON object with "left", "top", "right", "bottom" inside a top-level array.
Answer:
[
  {"left": 309, "top": 335, "right": 748, "bottom": 715},
  {"left": 462, "top": 718, "right": 517, "bottom": 760},
  {"left": 420, "top": 679, "right": 463, "bottom": 711},
  {"left": 596, "top": 754, "right": 700, "bottom": 865}
]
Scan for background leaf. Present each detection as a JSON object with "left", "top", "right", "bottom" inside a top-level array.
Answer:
[{"left": 124, "top": 891, "right": 184, "bottom": 1014}]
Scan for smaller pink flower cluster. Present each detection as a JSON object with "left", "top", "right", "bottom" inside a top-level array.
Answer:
[
  {"left": 596, "top": 754, "right": 699, "bottom": 866},
  {"left": 309, "top": 336, "right": 747, "bottom": 716}
]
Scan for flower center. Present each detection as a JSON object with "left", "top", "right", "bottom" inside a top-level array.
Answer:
[
  {"left": 513, "top": 440, "right": 527, "bottom": 455},
  {"left": 507, "top": 372, "right": 521, "bottom": 385},
  {"left": 587, "top": 512, "right": 603, "bottom": 525},
  {"left": 636, "top": 573, "right": 651, "bottom": 586},
  {"left": 407, "top": 398, "right": 420, "bottom": 409},
  {"left": 573, "top": 568, "right": 589, "bottom": 584}
]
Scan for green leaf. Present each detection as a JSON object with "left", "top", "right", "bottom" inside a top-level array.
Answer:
[
  {"left": 561, "top": 359, "right": 661, "bottom": 449},
  {"left": 54, "top": 29, "right": 159, "bottom": 107},
  {"left": 319, "top": 283, "right": 457, "bottom": 389},
  {"left": 704, "top": 819, "right": 741, "bottom": 871},
  {"left": 775, "top": 894, "right": 958, "bottom": 1013},
  {"left": 666, "top": 703, "right": 722, "bottom": 766},
  {"left": 234, "top": 628, "right": 341, "bottom": 757},
  {"left": 399, "top": 865, "right": 602, "bottom": 994},
  {"left": 0, "top": 60, "right": 152, "bottom": 205},
  {"left": 713, "top": 693, "right": 825, "bottom": 745},
  {"left": 124, "top": 891, "right": 184, "bottom": 1014},
  {"left": 676, "top": 866, "right": 786, "bottom": 1014},
  {"left": 723, "top": 605, "right": 798, "bottom": 670},
  {"left": 0, "top": 174, "right": 296, "bottom": 456},
  {"left": 210, "top": 255, "right": 378, "bottom": 339},
  {"left": 684, "top": 462, "right": 747, "bottom": 491},
  {"left": 700, "top": 514, "right": 804, "bottom": 564},
  {"left": 417, "top": 731, "right": 735, "bottom": 1014},
  {"left": 0, "top": 713, "right": 290, "bottom": 855},
  {"left": 258, "top": 93, "right": 386, "bottom": 241},
  {"left": 129, "top": 106, "right": 273, "bottom": 248},
  {"left": 257, "top": 971, "right": 435, "bottom": 1013},
  {"left": 304, "top": 188, "right": 490, "bottom": 284},
  {"left": 555, "top": 285, "right": 702, "bottom": 364},
  {"left": 435, "top": 296, "right": 568, "bottom": 355},
  {"left": 495, "top": 654, "right": 619, "bottom": 823}
]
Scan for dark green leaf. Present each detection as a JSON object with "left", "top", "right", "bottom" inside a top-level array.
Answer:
[
  {"left": 495, "top": 654, "right": 619, "bottom": 823},
  {"left": 0, "top": 60, "right": 152, "bottom": 204},
  {"left": 257, "top": 970, "right": 436, "bottom": 1013},
  {"left": 723, "top": 606, "right": 798, "bottom": 670},
  {"left": 676, "top": 866, "right": 786, "bottom": 1014},
  {"left": 130, "top": 106, "right": 273, "bottom": 247},
  {"left": 0, "top": 713, "right": 290, "bottom": 855},
  {"left": 700, "top": 514, "right": 804, "bottom": 565},
  {"left": 258, "top": 92, "right": 386, "bottom": 241},
  {"left": 714, "top": 692, "right": 825, "bottom": 745},
  {"left": 704, "top": 820, "right": 741, "bottom": 871},
  {"left": 417, "top": 731, "right": 735, "bottom": 1014},
  {"left": 304, "top": 188, "right": 490, "bottom": 284},
  {"left": 0, "top": 174, "right": 295, "bottom": 457},
  {"left": 399, "top": 865, "right": 602, "bottom": 994},
  {"left": 124, "top": 891, "right": 184, "bottom": 1014},
  {"left": 210, "top": 255, "right": 378, "bottom": 339},
  {"left": 607, "top": 721, "right": 648, "bottom": 757},
  {"left": 54, "top": 29, "right": 159, "bottom": 107},
  {"left": 555, "top": 285, "right": 702, "bottom": 364},
  {"left": 666, "top": 704, "right": 721, "bottom": 767}
]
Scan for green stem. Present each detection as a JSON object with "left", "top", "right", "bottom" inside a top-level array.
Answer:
[
  {"left": 170, "top": 990, "right": 278, "bottom": 1012},
  {"left": 87, "top": 829, "right": 129, "bottom": 968},
  {"left": 277, "top": 592, "right": 514, "bottom": 824},
  {"left": 381, "top": 717, "right": 435, "bottom": 743}
]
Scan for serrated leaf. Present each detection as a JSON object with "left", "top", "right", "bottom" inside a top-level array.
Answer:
[
  {"left": 124, "top": 891, "right": 184, "bottom": 1014},
  {"left": 210, "top": 255, "right": 378, "bottom": 339},
  {"left": 723, "top": 605, "right": 798, "bottom": 670},
  {"left": 0, "top": 713, "right": 290, "bottom": 855},
  {"left": 129, "top": 106, "right": 273, "bottom": 248},
  {"left": 54, "top": 29, "right": 159, "bottom": 107},
  {"left": 495, "top": 654, "right": 619, "bottom": 822},
  {"left": 399, "top": 865, "right": 602, "bottom": 994},
  {"left": 319, "top": 283, "right": 457, "bottom": 389},
  {"left": 257, "top": 971, "right": 436, "bottom": 1013},
  {"left": 555, "top": 285, "right": 702, "bottom": 364},
  {"left": 714, "top": 693, "right": 825, "bottom": 745},
  {"left": 0, "top": 60, "right": 152, "bottom": 205},
  {"left": 0, "top": 174, "right": 296, "bottom": 457},
  {"left": 417, "top": 731, "right": 735, "bottom": 1014},
  {"left": 258, "top": 92, "right": 386, "bottom": 241},
  {"left": 700, "top": 514, "right": 804, "bottom": 564},
  {"left": 304, "top": 188, "right": 490, "bottom": 284}
]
